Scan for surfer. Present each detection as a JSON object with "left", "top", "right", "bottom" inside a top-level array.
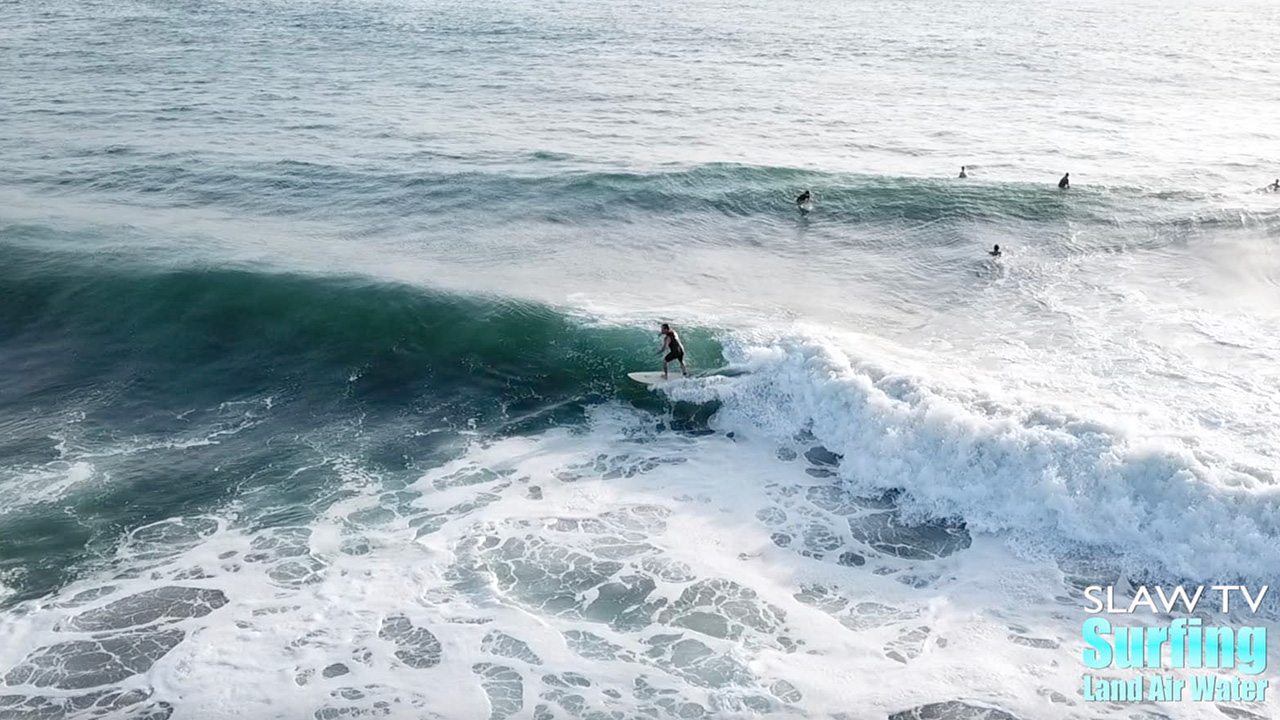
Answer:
[
  {"left": 989, "top": 244, "right": 1001, "bottom": 257},
  {"left": 796, "top": 190, "right": 812, "bottom": 207},
  {"left": 1268, "top": 178, "right": 1280, "bottom": 192},
  {"left": 659, "top": 323, "right": 687, "bottom": 379},
  {"left": 1058, "top": 172, "right": 1070, "bottom": 189},
  {"left": 959, "top": 166, "right": 968, "bottom": 178}
]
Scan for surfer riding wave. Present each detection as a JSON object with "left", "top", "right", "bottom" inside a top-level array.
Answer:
[{"left": 659, "top": 323, "right": 688, "bottom": 379}]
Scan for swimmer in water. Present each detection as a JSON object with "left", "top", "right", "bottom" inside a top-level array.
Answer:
[
  {"left": 1058, "top": 173, "right": 1070, "bottom": 189},
  {"left": 959, "top": 166, "right": 968, "bottom": 178},
  {"left": 1268, "top": 178, "right": 1280, "bottom": 192},
  {"left": 989, "top": 244, "right": 1001, "bottom": 257},
  {"left": 658, "top": 323, "right": 687, "bottom": 379},
  {"left": 796, "top": 190, "right": 812, "bottom": 207}
]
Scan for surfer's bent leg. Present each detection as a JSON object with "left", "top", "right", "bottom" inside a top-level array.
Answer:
[{"left": 665, "top": 350, "right": 685, "bottom": 377}]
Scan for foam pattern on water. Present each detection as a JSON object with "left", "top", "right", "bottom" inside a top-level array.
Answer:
[
  {"left": 0, "top": 404, "right": 1265, "bottom": 720},
  {"left": 663, "top": 332, "right": 1280, "bottom": 582}
]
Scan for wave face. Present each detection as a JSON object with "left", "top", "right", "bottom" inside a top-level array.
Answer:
[
  {"left": 0, "top": 244, "right": 683, "bottom": 418},
  {"left": 0, "top": 245, "right": 728, "bottom": 591}
]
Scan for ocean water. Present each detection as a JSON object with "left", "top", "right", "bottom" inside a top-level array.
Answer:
[{"left": 3, "top": 0, "right": 1280, "bottom": 718}]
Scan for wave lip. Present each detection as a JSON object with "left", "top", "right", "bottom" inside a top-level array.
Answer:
[{"left": 664, "top": 331, "right": 1280, "bottom": 582}]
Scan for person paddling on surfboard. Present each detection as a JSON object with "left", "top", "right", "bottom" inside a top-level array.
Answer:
[
  {"left": 659, "top": 323, "right": 687, "bottom": 379},
  {"left": 989, "top": 244, "right": 1001, "bottom": 257}
]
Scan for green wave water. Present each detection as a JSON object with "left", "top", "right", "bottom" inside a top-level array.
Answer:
[{"left": 0, "top": 244, "right": 726, "bottom": 606}]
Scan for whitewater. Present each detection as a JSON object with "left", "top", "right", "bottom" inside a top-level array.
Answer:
[{"left": 2, "top": 0, "right": 1280, "bottom": 718}]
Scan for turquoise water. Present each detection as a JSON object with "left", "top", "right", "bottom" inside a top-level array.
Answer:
[{"left": 2, "top": 0, "right": 1280, "bottom": 718}]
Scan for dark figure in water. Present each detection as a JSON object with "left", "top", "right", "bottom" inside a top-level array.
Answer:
[
  {"left": 659, "top": 323, "right": 687, "bottom": 379},
  {"left": 1269, "top": 179, "right": 1280, "bottom": 192},
  {"left": 959, "top": 166, "right": 968, "bottom": 178},
  {"left": 796, "top": 190, "right": 812, "bottom": 206},
  {"left": 1058, "top": 173, "right": 1070, "bottom": 189},
  {"left": 989, "top": 244, "right": 1001, "bottom": 257}
]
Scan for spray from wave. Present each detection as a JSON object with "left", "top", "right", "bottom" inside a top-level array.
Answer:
[{"left": 665, "top": 330, "right": 1280, "bottom": 583}]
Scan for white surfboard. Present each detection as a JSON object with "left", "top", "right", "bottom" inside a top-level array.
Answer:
[{"left": 627, "top": 371, "right": 674, "bottom": 386}]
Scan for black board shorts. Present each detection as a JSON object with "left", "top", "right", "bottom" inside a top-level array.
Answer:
[{"left": 664, "top": 349, "right": 684, "bottom": 362}]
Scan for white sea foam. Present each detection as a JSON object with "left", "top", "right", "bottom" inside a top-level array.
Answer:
[
  {"left": 2, "top": 403, "right": 1274, "bottom": 720},
  {"left": 663, "top": 329, "right": 1280, "bottom": 582},
  {"left": 0, "top": 460, "right": 97, "bottom": 512}
]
